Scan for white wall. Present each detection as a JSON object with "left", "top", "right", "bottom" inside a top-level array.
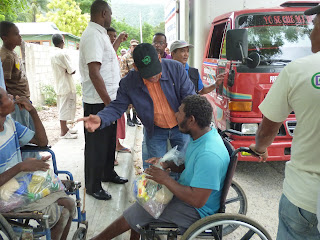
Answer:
[{"left": 24, "top": 43, "right": 80, "bottom": 106}]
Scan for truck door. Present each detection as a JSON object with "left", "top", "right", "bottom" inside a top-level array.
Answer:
[{"left": 202, "top": 20, "right": 231, "bottom": 130}]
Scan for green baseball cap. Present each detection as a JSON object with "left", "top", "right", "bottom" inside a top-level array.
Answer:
[{"left": 133, "top": 43, "right": 162, "bottom": 79}]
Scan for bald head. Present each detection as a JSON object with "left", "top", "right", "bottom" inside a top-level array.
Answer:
[{"left": 90, "top": 0, "right": 110, "bottom": 17}]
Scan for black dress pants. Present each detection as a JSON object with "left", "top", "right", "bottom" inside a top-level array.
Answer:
[{"left": 83, "top": 103, "right": 118, "bottom": 193}]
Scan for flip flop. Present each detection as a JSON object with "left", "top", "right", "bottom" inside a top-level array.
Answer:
[{"left": 117, "top": 147, "right": 131, "bottom": 153}]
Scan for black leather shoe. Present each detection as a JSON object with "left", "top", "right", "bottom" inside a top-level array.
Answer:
[
  {"left": 109, "top": 176, "right": 128, "bottom": 184},
  {"left": 87, "top": 190, "right": 111, "bottom": 200}
]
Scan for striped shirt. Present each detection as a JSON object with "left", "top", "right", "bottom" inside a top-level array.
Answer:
[{"left": 0, "top": 116, "right": 34, "bottom": 174}]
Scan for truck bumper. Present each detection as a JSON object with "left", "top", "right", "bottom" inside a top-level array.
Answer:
[{"left": 230, "top": 139, "right": 292, "bottom": 162}]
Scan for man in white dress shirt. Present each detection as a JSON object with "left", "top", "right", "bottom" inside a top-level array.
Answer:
[{"left": 79, "top": 0, "right": 128, "bottom": 200}]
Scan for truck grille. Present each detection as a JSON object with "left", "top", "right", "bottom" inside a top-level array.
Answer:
[{"left": 286, "top": 121, "right": 296, "bottom": 136}]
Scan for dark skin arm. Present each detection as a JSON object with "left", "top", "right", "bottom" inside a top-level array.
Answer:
[
  {"left": 145, "top": 166, "right": 212, "bottom": 208},
  {"left": 0, "top": 156, "right": 50, "bottom": 187},
  {"left": 113, "top": 32, "right": 128, "bottom": 52},
  {"left": 249, "top": 116, "right": 282, "bottom": 162},
  {"left": 15, "top": 96, "right": 48, "bottom": 146},
  {"left": 146, "top": 158, "right": 185, "bottom": 173},
  {"left": 88, "top": 62, "right": 111, "bottom": 105}
]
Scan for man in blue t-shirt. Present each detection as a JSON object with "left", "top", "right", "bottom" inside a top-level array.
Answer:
[
  {"left": 89, "top": 95, "right": 230, "bottom": 240},
  {"left": 0, "top": 87, "right": 75, "bottom": 240}
]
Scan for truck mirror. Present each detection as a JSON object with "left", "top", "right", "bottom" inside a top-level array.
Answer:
[{"left": 226, "top": 29, "right": 248, "bottom": 62}]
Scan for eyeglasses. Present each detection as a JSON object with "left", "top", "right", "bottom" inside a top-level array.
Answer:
[{"left": 152, "top": 41, "right": 165, "bottom": 46}]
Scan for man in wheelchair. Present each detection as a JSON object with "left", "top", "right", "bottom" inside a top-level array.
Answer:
[
  {"left": 87, "top": 95, "right": 230, "bottom": 240},
  {"left": 0, "top": 87, "right": 75, "bottom": 240}
]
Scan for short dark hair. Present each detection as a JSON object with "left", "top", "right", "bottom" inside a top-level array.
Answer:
[
  {"left": 90, "top": 0, "right": 110, "bottom": 17},
  {"left": 153, "top": 32, "right": 167, "bottom": 42},
  {"left": 52, "top": 34, "right": 64, "bottom": 47},
  {"left": 0, "top": 21, "right": 15, "bottom": 38},
  {"left": 107, "top": 27, "right": 116, "bottom": 33},
  {"left": 182, "top": 95, "right": 213, "bottom": 129}
]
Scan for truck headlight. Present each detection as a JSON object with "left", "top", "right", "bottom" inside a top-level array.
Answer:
[{"left": 241, "top": 123, "right": 258, "bottom": 134}]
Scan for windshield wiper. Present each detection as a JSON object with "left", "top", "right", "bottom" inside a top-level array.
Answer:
[{"left": 260, "top": 59, "right": 291, "bottom": 66}]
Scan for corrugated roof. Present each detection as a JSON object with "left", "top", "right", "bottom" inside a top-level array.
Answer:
[{"left": 15, "top": 22, "right": 80, "bottom": 40}]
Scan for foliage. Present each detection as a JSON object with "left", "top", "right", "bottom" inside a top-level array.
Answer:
[
  {"left": 37, "top": 0, "right": 89, "bottom": 37},
  {"left": 76, "top": 83, "right": 82, "bottom": 97},
  {"left": 0, "top": 0, "right": 27, "bottom": 21},
  {"left": 153, "top": 22, "right": 165, "bottom": 34},
  {"left": 17, "top": 0, "right": 49, "bottom": 22},
  {"left": 41, "top": 85, "right": 57, "bottom": 106}
]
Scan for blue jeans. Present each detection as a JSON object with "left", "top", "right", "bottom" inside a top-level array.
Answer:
[
  {"left": 277, "top": 194, "right": 320, "bottom": 240},
  {"left": 142, "top": 125, "right": 189, "bottom": 170}
]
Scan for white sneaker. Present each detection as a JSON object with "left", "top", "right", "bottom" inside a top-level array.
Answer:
[
  {"left": 68, "top": 128, "right": 78, "bottom": 134},
  {"left": 60, "top": 131, "right": 78, "bottom": 139}
]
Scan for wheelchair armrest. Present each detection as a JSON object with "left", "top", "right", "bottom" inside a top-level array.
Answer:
[
  {"left": 2, "top": 211, "right": 44, "bottom": 220},
  {"left": 148, "top": 222, "right": 178, "bottom": 229},
  {"left": 21, "top": 144, "right": 52, "bottom": 151}
]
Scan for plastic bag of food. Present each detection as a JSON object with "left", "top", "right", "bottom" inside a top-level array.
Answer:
[
  {"left": 133, "top": 148, "right": 181, "bottom": 218},
  {"left": 0, "top": 169, "right": 65, "bottom": 212}
]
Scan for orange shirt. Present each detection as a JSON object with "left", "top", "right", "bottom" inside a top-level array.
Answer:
[{"left": 143, "top": 77, "right": 178, "bottom": 129}]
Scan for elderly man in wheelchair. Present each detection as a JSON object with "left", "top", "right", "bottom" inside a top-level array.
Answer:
[
  {"left": 84, "top": 94, "right": 230, "bottom": 240},
  {"left": 0, "top": 87, "right": 75, "bottom": 240}
]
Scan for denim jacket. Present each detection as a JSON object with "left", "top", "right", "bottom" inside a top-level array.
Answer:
[{"left": 97, "top": 59, "right": 196, "bottom": 136}]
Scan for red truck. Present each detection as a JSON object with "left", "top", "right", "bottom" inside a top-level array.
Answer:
[{"left": 201, "top": 1, "right": 318, "bottom": 161}]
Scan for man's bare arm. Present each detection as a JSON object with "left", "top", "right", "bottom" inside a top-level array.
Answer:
[
  {"left": 88, "top": 62, "right": 111, "bottom": 105},
  {"left": 249, "top": 116, "right": 282, "bottom": 162},
  {"left": 145, "top": 166, "right": 211, "bottom": 208},
  {"left": 0, "top": 156, "right": 50, "bottom": 187}
]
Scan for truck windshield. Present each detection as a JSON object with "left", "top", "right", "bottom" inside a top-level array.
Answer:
[{"left": 238, "top": 13, "right": 314, "bottom": 63}]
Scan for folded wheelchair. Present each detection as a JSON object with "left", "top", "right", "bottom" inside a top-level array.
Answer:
[
  {"left": 0, "top": 145, "right": 88, "bottom": 240},
  {"left": 140, "top": 130, "right": 272, "bottom": 240}
]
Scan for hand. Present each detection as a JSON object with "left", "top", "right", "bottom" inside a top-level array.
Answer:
[
  {"left": 15, "top": 96, "right": 34, "bottom": 112},
  {"left": 249, "top": 144, "right": 268, "bottom": 162},
  {"left": 19, "top": 155, "right": 51, "bottom": 172},
  {"left": 144, "top": 165, "right": 171, "bottom": 185},
  {"left": 118, "top": 32, "right": 128, "bottom": 43},
  {"left": 215, "top": 73, "right": 225, "bottom": 88},
  {"left": 145, "top": 157, "right": 160, "bottom": 165},
  {"left": 77, "top": 114, "right": 101, "bottom": 132}
]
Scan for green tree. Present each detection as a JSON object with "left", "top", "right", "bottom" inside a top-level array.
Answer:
[
  {"left": 37, "top": 0, "right": 89, "bottom": 37},
  {"left": 0, "top": 0, "right": 27, "bottom": 21},
  {"left": 153, "top": 22, "right": 165, "bottom": 34},
  {"left": 142, "top": 23, "right": 154, "bottom": 44},
  {"left": 17, "top": 0, "right": 49, "bottom": 22}
]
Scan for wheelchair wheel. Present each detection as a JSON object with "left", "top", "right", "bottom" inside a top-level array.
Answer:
[
  {"left": 0, "top": 214, "right": 16, "bottom": 240},
  {"left": 223, "top": 180, "right": 248, "bottom": 235},
  {"left": 72, "top": 227, "right": 87, "bottom": 240},
  {"left": 181, "top": 213, "right": 272, "bottom": 240}
]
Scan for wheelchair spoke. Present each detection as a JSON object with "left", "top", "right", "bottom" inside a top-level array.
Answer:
[{"left": 226, "top": 196, "right": 241, "bottom": 204}]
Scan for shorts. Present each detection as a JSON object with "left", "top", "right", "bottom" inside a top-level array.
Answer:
[
  {"left": 57, "top": 92, "right": 76, "bottom": 121},
  {"left": 14, "top": 191, "right": 75, "bottom": 228},
  {"left": 123, "top": 196, "right": 200, "bottom": 234}
]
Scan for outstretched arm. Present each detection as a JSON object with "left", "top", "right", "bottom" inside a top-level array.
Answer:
[{"left": 113, "top": 32, "right": 128, "bottom": 52}]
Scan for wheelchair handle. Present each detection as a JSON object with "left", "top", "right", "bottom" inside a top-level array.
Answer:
[{"left": 21, "top": 144, "right": 52, "bottom": 151}]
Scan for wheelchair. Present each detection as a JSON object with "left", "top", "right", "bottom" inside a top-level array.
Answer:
[
  {"left": 140, "top": 130, "right": 272, "bottom": 240},
  {"left": 0, "top": 145, "right": 88, "bottom": 240}
]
